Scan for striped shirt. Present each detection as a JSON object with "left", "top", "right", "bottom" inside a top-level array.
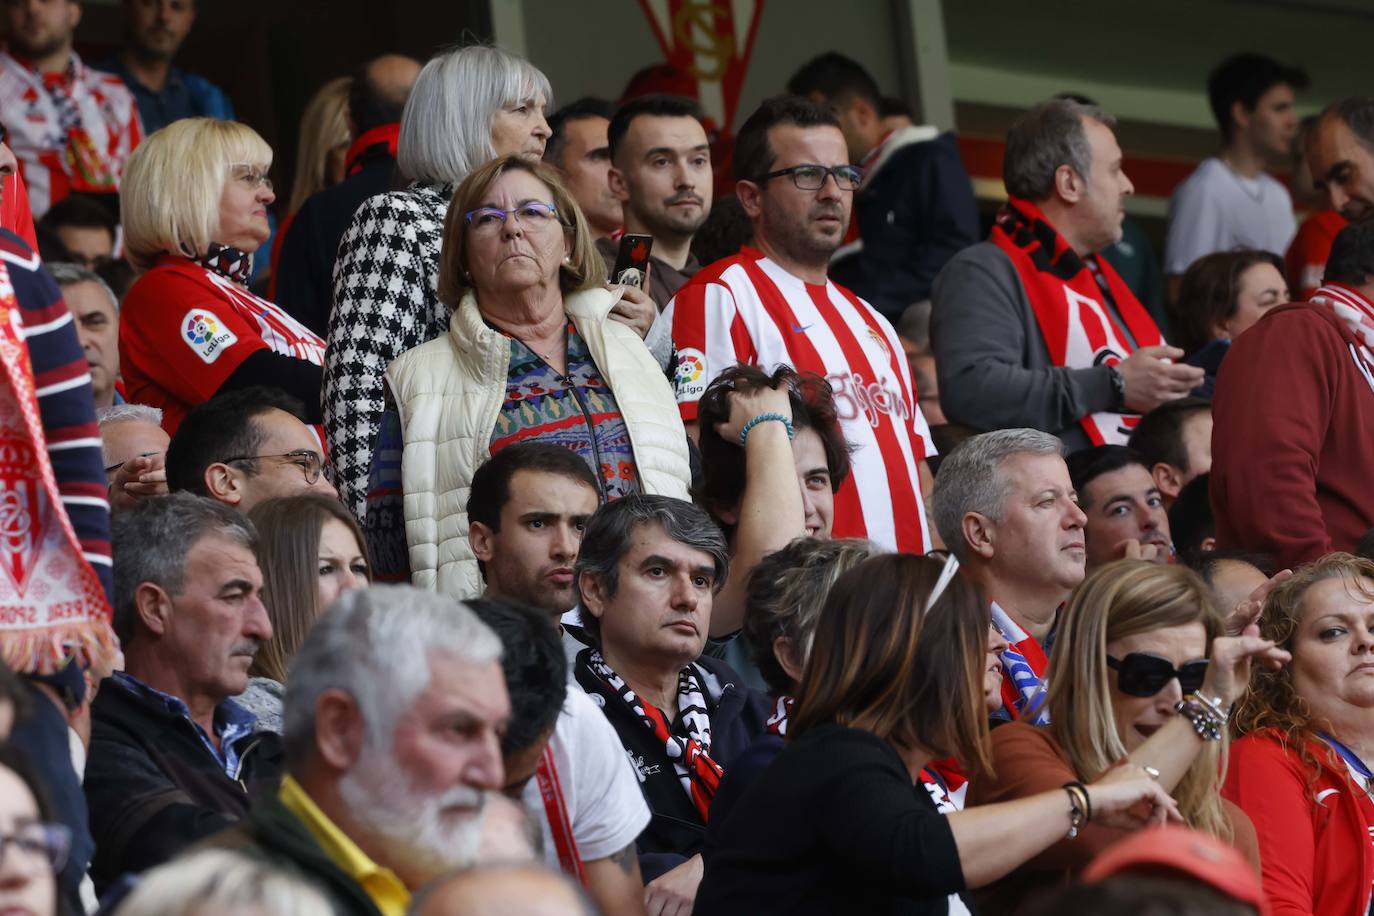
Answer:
[
  {"left": 2, "top": 231, "right": 112, "bottom": 600},
  {"left": 664, "top": 248, "right": 934, "bottom": 553}
]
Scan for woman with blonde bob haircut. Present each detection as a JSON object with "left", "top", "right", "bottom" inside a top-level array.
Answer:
[
  {"left": 118, "top": 118, "right": 327, "bottom": 433},
  {"left": 364, "top": 155, "right": 689, "bottom": 595},
  {"left": 288, "top": 76, "right": 353, "bottom": 215},
  {"left": 1225, "top": 553, "right": 1374, "bottom": 915},
  {"left": 695, "top": 554, "right": 1183, "bottom": 916},
  {"left": 970, "top": 560, "right": 1282, "bottom": 913},
  {"left": 112, "top": 849, "right": 333, "bottom": 916}
]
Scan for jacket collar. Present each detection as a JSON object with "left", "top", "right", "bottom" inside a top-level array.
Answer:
[{"left": 449, "top": 285, "right": 622, "bottom": 362}]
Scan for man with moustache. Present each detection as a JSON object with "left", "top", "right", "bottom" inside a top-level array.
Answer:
[
  {"left": 0, "top": 0, "right": 142, "bottom": 217},
  {"left": 86, "top": 494, "right": 282, "bottom": 894},
  {"left": 664, "top": 95, "right": 937, "bottom": 555},
  {"left": 206, "top": 585, "right": 509, "bottom": 916},
  {"left": 598, "top": 94, "right": 713, "bottom": 309},
  {"left": 931, "top": 98, "right": 1199, "bottom": 455},
  {"left": 931, "top": 429, "right": 1088, "bottom": 723}
]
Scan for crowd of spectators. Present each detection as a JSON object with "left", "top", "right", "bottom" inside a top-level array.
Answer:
[{"left": 0, "top": 7, "right": 1371, "bottom": 915}]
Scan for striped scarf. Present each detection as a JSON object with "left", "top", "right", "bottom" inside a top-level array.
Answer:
[
  {"left": 585, "top": 650, "right": 723, "bottom": 821},
  {"left": 990, "top": 602, "right": 1052, "bottom": 725},
  {"left": 1310, "top": 283, "right": 1374, "bottom": 394}
]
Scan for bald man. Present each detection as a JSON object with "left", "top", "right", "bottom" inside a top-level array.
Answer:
[
  {"left": 411, "top": 865, "right": 598, "bottom": 916},
  {"left": 275, "top": 53, "right": 423, "bottom": 335}
]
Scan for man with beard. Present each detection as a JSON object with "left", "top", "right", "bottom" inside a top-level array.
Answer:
[
  {"left": 599, "top": 94, "right": 712, "bottom": 310},
  {"left": 86, "top": 494, "right": 282, "bottom": 895},
  {"left": 102, "top": 0, "right": 233, "bottom": 134},
  {"left": 206, "top": 584, "right": 508, "bottom": 916},
  {"left": 0, "top": 0, "right": 141, "bottom": 218},
  {"left": 1065, "top": 444, "right": 1174, "bottom": 569},
  {"left": 664, "top": 95, "right": 937, "bottom": 555}
]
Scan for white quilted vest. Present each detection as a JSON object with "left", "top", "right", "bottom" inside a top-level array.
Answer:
[{"left": 385, "top": 286, "right": 692, "bottom": 598}]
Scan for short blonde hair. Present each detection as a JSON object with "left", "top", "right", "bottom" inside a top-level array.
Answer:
[
  {"left": 289, "top": 76, "right": 352, "bottom": 213},
  {"left": 437, "top": 155, "right": 606, "bottom": 308},
  {"left": 121, "top": 118, "right": 273, "bottom": 272},
  {"left": 114, "top": 849, "right": 333, "bottom": 916}
]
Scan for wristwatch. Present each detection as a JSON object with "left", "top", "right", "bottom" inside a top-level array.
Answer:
[{"left": 1107, "top": 364, "right": 1126, "bottom": 410}]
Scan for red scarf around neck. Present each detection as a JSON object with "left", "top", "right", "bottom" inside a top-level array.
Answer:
[{"left": 990, "top": 197, "right": 1163, "bottom": 445}]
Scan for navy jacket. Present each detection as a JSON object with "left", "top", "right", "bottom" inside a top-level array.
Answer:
[{"left": 831, "top": 128, "right": 980, "bottom": 321}]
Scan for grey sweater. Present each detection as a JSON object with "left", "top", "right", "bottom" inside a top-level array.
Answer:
[{"left": 930, "top": 241, "right": 1120, "bottom": 455}]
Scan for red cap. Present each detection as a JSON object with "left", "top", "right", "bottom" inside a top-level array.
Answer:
[{"left": 1082, "top": 825, "right": 1269, "bottom": 915}]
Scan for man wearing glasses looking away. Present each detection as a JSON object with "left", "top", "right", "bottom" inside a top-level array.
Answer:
[{"left": 662, "top": 95, "right": 938, "bottom": 556}]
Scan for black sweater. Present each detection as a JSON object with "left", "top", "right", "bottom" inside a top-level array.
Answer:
[{"left": 693, "top": 724, "right": 967, "bottom": 916}]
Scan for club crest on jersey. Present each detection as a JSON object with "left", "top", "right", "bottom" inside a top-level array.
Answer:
[
  {"left": 866, "top": 326, "right": 890, "bottom": 357},
  {"left": 182, "top": 309, "right": 237, "bottom": 364},
  {"left": 674, "top": 348, "right": 708, "bottom": 399}
]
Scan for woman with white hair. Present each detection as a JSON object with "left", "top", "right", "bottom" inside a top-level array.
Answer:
[
  {"left": 324, "top": 44, "right": 556, "bottom": 518},
  {"left": 118, "top": 118, "right": 327, "bottom": 434}
]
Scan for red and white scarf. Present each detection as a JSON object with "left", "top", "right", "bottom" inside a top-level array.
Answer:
[
  {"left": 991, "top": 601, "right": 1052, "bottom": 725},
  {"left": 586, "top": 650, "right": 723, "bottom": 822},
  {"left": 1310, "top": 283, "right": 1374, "bottom": 394},
  {"left": 990, "top": 198, "right": 1164, "bottom": 445},
  {"left": 0, "top": 258, "right": 113, "bottom": 675}
]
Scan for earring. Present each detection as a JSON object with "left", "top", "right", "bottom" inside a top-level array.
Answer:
[{"left": 563, "top": 255, "right": 572, "bottom": 264}]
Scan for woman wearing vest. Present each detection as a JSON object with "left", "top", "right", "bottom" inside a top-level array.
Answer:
[
  {"left": 969, "top": 561, "right": 1277, "bottom": 914},
  {"left": 694, "top": 553, "right": 1181, "bottom": 916},
  {"left": 118, "top": 119, "right": 327, "bottom": 435},
  {"left": 1225, "top": 553, "right": 1374, "bottom": 916},
  {"left": 366, "top": 155, "right": 689, "bottom": 596}
]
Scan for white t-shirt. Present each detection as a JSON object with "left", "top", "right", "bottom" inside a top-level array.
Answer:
[
  {"left": 1163, "top": 156, "right": 1296, "bottom": 274},
  {"left": 522, "top": 683, "right": 651, "bottom": 866}
]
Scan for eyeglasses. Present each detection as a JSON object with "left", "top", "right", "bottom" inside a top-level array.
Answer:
[
  {"left": 1107, "top": 652, "right": 1209, "bottom": 697},
  {"left": 227, "top": 163, "right": 273, "bottom": 192},
  {"left": 753, "top": 164, "right": 863, "bottom": 192},
  {"left": 0, "top": 822, "right": 71, "bottom": 871},
  {"left": 464, "top": 201, "right": 562, "bottom": 233},
  {"left": 222, "top": 449, "right": 331, "bottom": 485}
]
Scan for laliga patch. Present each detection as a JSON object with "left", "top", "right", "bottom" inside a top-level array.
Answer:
[
  {"left": 182, "top": 309, "right": 237, "bottom": 364},
  {"left": 674, "top": 347, "right": 708, "bottom": 399}
]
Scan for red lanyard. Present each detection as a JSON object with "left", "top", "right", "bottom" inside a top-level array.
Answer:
[{"left": 535, "top": 747, "right": 587, "bottom": 885}]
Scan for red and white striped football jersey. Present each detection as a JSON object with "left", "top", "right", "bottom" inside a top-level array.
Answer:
[{"left": 665, "top": 247, "right": 935, "bottom": 553}]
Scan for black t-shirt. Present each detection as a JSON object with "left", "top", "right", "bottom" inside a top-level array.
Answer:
[{"left": 694, "top": 723, "right": 968, "bottom": 916}]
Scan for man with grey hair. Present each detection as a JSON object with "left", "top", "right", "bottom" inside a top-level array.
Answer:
[
  {"left": 86, "top": 493, "right": 281, "bottom": 894},
  {"left": 205, "top": 584, "right": 508, "bottom": 916},
  {"left": 571, "top": 494, "right": 769, "bottom": 915},
  {"left": 50, "top": 261, "right": 120, "bottom": 408},
  {"left": 931, "top": 428, "right": 1087, "bottom": 724},
  {"left": 931, "top": 98, "right": 1201, "bottom": 455},
  {"left": 98, "top": 402, "right": 169, "bottom": 511}
]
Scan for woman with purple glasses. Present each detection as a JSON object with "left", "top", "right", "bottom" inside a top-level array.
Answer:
[{"left": 969, "top": 560, "right": 1287, "bottom": 913}]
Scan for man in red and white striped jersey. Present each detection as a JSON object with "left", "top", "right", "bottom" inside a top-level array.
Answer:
[{"left": 662, "top": 95, "right": 936, "bottom": 553}]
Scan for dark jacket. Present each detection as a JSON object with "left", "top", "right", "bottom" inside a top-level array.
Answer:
[
  {"left": 274, "top": 148, "right": 399, "bottom": 337},
  {"left": 573, "top": 651, "right": 771, "bottom": 882},
  {"left": 202, "top": 791, "right": 384, "bottom": 916},
  {"left": 831, "top": 128, "right": 980, "bottom": 321},
  {"left": 84, "top": 678, "right": 283, "bottom": 894},
  {"left": 694, "top": 724, "right": 967, "bottom": 916}
]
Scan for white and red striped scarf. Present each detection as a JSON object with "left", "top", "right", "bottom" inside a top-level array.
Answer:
[
  {"left": 1310, "top": 283, "right": 1374, "bottom": 394},
  {"left": 990, "top": 198, "right": 1164, "bottom": 446}
]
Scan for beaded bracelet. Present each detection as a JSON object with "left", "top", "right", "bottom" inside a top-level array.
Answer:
[
  {"left": 738, "top": 412, "right": 795, "bottom": 448},
  {"left": 1175, "top": 695, "right": 1225, "bottom": 741}
]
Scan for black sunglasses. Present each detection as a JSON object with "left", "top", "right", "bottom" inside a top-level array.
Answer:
[{"left": 1107, "top": 652, "right": 1209, "bottom": 697}]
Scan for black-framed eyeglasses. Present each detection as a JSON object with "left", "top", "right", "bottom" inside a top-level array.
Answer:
[
  {"left": 0, "top": 821, "right": 71, "bottom": 870},
  {"left": 1107, "top": 652, "right": 1209, "bottom": 697},
  {"left": 753, "top": 164, "right": 863, "bottom": 191},
  {"left": 222, "top": 449, "right": 331, "bottom": 485}
]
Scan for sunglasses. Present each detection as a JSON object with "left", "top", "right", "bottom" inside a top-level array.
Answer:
[{"left": 1107, "top": 652, "right": 1209, "bottom": 697}]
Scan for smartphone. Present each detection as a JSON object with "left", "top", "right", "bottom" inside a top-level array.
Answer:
[{"left": 611, "top": 234, "right": 654, "bottom": 288}]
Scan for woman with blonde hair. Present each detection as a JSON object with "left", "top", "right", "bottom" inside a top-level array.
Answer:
[
  {"left": 1225, "top": 552, "right": 1374, "bottom": 915},
  {"left": 970, "top": 560, "right": 1285, "bottom": 914},
  {"left": 118, "top": 118, "right": 326, "bottom": 433},
  {"left": 288, "top": 76, "right": 352, "bottom": 215},
  {"left": 363, "top": 154, "right": 684, "bottom": 593},
  {"left": 236, "top": 493, "right": 370, "bottom": 733},
  {"left": 695, "top": 554, "right": 1182, "bottom": 916}
]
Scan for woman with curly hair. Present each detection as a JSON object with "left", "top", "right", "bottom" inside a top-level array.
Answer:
[{"left": 1225, "top": 552, "right": 1374, "bottom": 915}]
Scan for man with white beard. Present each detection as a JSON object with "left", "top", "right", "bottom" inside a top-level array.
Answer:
[{"left": 205, "top": 584, "right": 510, "bottom": 916}]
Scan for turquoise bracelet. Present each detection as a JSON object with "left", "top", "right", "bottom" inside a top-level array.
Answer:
[{"left": 738, "top": 412, "right": 794, "bottom": 448}]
